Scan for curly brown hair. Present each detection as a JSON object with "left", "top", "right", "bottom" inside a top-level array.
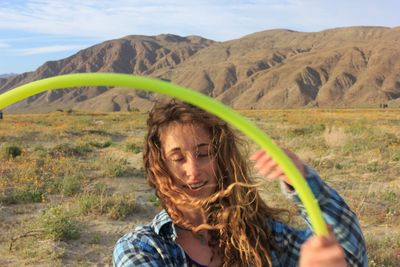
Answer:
[{"left": 143, "top": 99, "right": 286, "bottom": 266}]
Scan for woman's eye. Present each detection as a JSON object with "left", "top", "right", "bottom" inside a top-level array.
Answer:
[
  {"left": 197, "top": 153, "right": 209, "bottom": 158},
  {"left": 171, "top": 157, "right": 184, "bottom": 162}
]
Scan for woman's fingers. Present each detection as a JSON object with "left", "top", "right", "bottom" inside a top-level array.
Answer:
[
  {"left": 250, "top": 149, "right": 266, "bottom": 161},
  {"left": 268, "top": 168, "right": 284, "bottom": 180},
  {"left": 253, "top": 151, "right": 279, "bottom": 178},
  {"left": 300, "top": 234, "right": 347, "bottom": 267},
  {"left": 251, "top": 149, "right": 289, "bottom": 182},
  {"left": 251, "top": 147, "right": 306, "bottom": 184}
]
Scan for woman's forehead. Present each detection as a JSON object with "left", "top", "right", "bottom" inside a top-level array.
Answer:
[{"left": 160, "top": 122, "right": 211, "bottom": 149}]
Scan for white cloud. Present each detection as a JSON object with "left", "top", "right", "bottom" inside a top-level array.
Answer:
[
  {"left": 0, "top": 0, "right": 398, "bottom": 41},
  {"left": 15, "top": 44, "right": 86, "bottom": 55},
  {"left": 0, "top": 0, "right": 328, "bottom": 41},
  {"left": 0, "top": 41, "right": 10, "bottom": 48}
]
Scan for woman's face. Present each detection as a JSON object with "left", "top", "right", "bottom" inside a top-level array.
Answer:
[{"left": 160, "top": 122, "right": 218, "bottom": 198}]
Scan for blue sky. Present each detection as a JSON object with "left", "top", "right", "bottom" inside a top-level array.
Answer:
[{"left": 0, "top": 0, "right": 399, "bottom": 74}]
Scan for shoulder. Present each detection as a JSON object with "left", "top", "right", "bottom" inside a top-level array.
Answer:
[
  {"left": 113, "top": 210, "right": 182, "bottom": 267},
  {"left": 116, "top": 224, "right": 159, "bottom": 250},
  {"left": 113, "top": 224, "right": 163, "bottom": 266},
  {"left": 268, "top": 218, "right": 311, "bottom": 245}
]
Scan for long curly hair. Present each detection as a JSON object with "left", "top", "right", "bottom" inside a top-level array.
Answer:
[{"left": 143, "top": 99, "right": 287, "bottom": 266}]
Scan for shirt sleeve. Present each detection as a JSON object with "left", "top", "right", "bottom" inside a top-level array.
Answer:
[
  {"left": 272, "top": 165, "right": 368, "bottom": 267},
  {"left": 113, "top": 233, "right": 164, "bottom": 267}
]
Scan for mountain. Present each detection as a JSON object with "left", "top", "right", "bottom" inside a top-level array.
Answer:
[
  {"left": 0, "top": 73, "right": 18, "bottom": 78},
  {"left": 0, "top": 34, "right": 213, "bottom": 112},
  {"left": 1, "top": 27, "right": 400, "bottom": 112}
]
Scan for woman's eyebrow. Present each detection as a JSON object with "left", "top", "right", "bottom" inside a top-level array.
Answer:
[
  {"left": 166, "top": 143, "right": 210, "bottom": 156},
  {"left": 166, "top": 147, "right": 181, "bottom": 156},
  {"left": 196, "top": 143, "right": 209, "bottom": 149}
]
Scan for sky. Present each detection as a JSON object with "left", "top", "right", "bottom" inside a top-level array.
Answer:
[{"left": 0, "top": 0, "right": 399, "bottom": 74}]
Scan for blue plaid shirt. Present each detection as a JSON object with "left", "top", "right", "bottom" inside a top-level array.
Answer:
[{"left": 113, "top": 166, "right": 367, "bottom": 266}]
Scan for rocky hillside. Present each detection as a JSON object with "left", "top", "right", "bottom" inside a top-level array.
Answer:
[{"left": 1, "top": 27, "right": 400, "bottom": 112}]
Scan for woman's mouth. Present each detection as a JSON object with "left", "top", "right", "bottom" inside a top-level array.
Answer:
[{"left": 186, "top": 181, "right": 207, "bottom": 191}]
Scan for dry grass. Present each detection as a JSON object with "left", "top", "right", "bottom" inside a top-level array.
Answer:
[{"left": 1, "top": 109, "right": 399, "bottom": 266}]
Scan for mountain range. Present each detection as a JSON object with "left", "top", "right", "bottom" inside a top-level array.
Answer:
[
  {"left": 1, "top": 26, "right": 400, "bottom": 112},
  {"left": 0, "top": 73, "right": 18, "bottom": 79}
]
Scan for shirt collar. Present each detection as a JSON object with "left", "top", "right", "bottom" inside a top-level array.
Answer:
[{"left": 151, "top": 209, "right": 178, "bottom": 240}]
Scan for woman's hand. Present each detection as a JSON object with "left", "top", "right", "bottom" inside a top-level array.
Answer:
[
  {"left": 250, "top": 148, "right": 306, "bottom": 186},
  {"left": 299, "top": 233, "right": 347, "bottom": 267}
]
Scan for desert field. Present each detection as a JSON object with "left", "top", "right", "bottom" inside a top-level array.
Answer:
[{"left": 0, "top": 108, "right": 399, "bottom": 266}]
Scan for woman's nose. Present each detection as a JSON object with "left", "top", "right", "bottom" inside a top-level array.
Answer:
[{"left": 184, "top": 156, "right": 201, "bottom": 178}]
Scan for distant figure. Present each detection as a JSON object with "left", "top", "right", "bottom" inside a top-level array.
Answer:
[
  {"left": 0, "top": 110, "right": 3, "bottom": 120},
  {"left": 383, "top": 104, "right": 388, "bottom": 108},
  {"left": 380, "top": 104, "right": 383, "bottom": 108}
]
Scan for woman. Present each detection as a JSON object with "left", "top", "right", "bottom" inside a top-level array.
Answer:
[{"left": 113, "top": 100, "right": 367, "bottom": 267}]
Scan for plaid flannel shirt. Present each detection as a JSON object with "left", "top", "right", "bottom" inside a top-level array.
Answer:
[{"left": 113, "top": 166, "right": 368, "bottom": 266}]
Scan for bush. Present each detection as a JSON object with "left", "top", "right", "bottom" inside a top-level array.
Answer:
[
  {"left": 391, "top": 151, "right": 400, "bottom": 161},
  {"left": 40, "top": 205, "right": 80, "bottom": 241},
  {"left": 364, "top": 161, "right": 384, "bottom": 173},
  {"left": 89, "top": 140, "right": 113, "bottom": 148},
  {"left": 77, "top": 192, "right": 137, "bottom": 220},
  {"left": 107, "top": 193, "right": 137, "bottom": 220},
  {"left": 147, "top": 195, "right": 160, "bottom": 207},
  {"left": 110, "top": 159, "right": 130, "bottom": 177},
  {"left": 50, "top": 143, "right": 92, "bottom": 157},
  {"left": 125, "top": 143, "right": 142, "bottom": 154},
  {"left": 104, "top": 157, "right": 141, "bottom": 177},
  {"left": 92, "top": 182, "right": 108, "bottom": 194},
  {"left": 33, "top": 145, "right": 48, "bottom": 158},
  {"left": 61, "top": 176, "right": 82, "bottom": 196},
  {"left": 346, "top": 119, "right": 368, "bottom": 135},
  {"left": 342, "top": 141, "right": 369, "bottom": 155},
  {"left": 286, "top": 124, "right": 326, "bottom": 137},
  {"left": 0, "top": 186, "right": 43, "bottom": 204},
  {"left": 5, "top": 145, "right": 22, "bottom": 158},
  {"left": 77, "top": 194, "right": 100, "bottom": 215}
]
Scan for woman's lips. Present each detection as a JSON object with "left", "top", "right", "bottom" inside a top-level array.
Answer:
[{"left": 184, "top": 181, "right": 207, "bottom": 191}]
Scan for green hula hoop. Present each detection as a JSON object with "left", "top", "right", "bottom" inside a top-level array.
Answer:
[{"left": 0, "top": 73, "right": 328, "bottom": 236}]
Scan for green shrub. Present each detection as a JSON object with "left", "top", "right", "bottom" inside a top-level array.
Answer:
[
  {"left": 86, "top": 129, "right": 110, "bottom": 136},
  {"left": 51, "top": 143, "right": 92, "bottom": 157},
  {"left": 366, "top": 234, "right": 400, "bottom": 267},
  {"left": 364, "top": 161, "right": 383, "bottom": 173},
  {"left": 77, "top": 192, "right": 137, "bottom": 220},
  {"left": 391, "top": 151, "right": 400, "bottom": 161},
  {"left": 104, "top": 157, "right": 141, "bottom": 177},
  {"left": 342, "top": 142, "right": 369, "bottom": 155},
  {"left": 106, "top": 193, "right": 137, "bottom": 220},
  {"left": 1, "top": 186, "right": 43, "bottom": 204},
  {"left": 77, "top": 194, "right": 101, "bottom": 215},
  {"left": 382, "top": 190, "right": 397, "bottom": 202},
  {"left": 89, "top": 140, "right": 113, "bottom": 148},
  {"left": 286, "top": 124, "right": 326, "bottom": 137},
  {"left": 92, "top": 182, "right": 108, "bottom": 194},
  {"left": 5, "top": 145, "right": 22, "bottom": 158},
  {"left": 110, "top": 159, "right": 130, "bottom": 177},
  {"left": 70, "top": 143, "right": 93, "bottom": 155},
  {"left": 61, "top": 176, "right": 81, "bottom": 196},
  {"left": 125, "top": 143, "right": 142, "bottom": 154},
  {"left": 40, "top": 205, "right": 80, "bottom": 241},
  {"left": 346, "top": 119, "right": 368, "bottom": 135},
  {"left": 147, "top": 195, "right": 160, "bottom": 207},
  {"left": 34, "top": 120, "right": 51, "bottom": 126},
  {"left": 367, "top": 132, "right": 400, "bottom": 150},
  {"left": 91, "top": 233, "right": 102, "bottom": 244},
  {"left": 33, "top": 145, "right": 48, "bottom": 158}
]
